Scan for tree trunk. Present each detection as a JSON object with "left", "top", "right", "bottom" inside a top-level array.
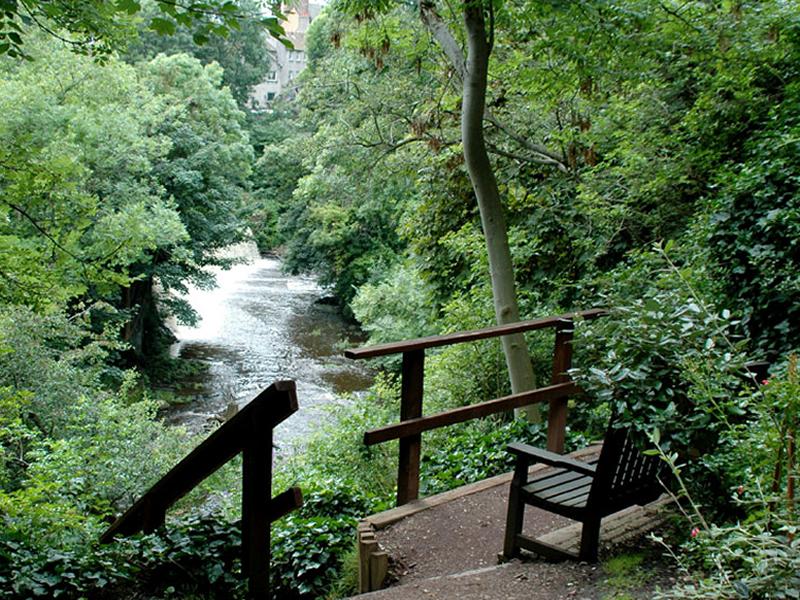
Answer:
[
  {"left": 121, "top": 275, "right": 167, "bottom": 367},
  {"left": 460, "top": 3, "right": 539, "bottom": 420},
  {"left": 121, "top": 277, "right": 153, "bottom": 362}
]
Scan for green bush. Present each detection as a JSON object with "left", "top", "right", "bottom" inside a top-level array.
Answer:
[
  {"left": 657, "top": 523, "right": 800, "bottom": 600},
  {"left": 269, "top": 479, "right": 379, "bottom": 598},
  {"left": 568, "top": 246, "right": 761, "bottom": 517},
  {"left": 0, "top": 513, "right": 245, "bottom": 600},
  {"left": 271, "top": 512, "right": 358, "bottom": 598},
  {"left": 653, "top": 356, "right": 800, "bottom": 598}
]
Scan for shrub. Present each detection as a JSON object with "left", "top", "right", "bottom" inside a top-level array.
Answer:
[
  {"left": 654, "top": 356, "right": 800, "bottom": 599},
  {"left": 567, "top": 244, "right": 777, "bottom": 522}
]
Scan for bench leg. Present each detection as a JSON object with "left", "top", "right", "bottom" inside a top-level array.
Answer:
[
  {"left": 578, "top": 517, "right": 601, "bottom": 562},
  {"left": 503, "top": 484, "right": 524, "bottom": 559}
]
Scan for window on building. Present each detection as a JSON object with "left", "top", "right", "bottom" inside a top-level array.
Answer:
[
  {"left": 288, "top": 70, "right": 297, "bottom": 80},
  {"left": 267, "top": 92, "right": 275, "bottom": 101},
  {"left": 267, "top": 71, "right": 277, "bottom": 81}
]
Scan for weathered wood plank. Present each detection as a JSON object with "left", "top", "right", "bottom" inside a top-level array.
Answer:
[
  {"left": 537, "top": 496, "right": 672, "bottom": 555},
  {"left": 397, "top": 350, "right": 425, "bottom": 505},
  {"left": 360, "top": 538, "right": 378, "bottom": 594},
  {"left": 515, "top": 534, "right": 578, "bottom": 561},
  {"left": 369, "top": 551, "right": 389, "bottom": 591},
  {"left": 365, "top": 382, "right": 581, "bottom": 446},
  {"left": 547, "top": 324, "right": 573, "bottom": 453},
  {"left": 345, "top": 309, "right": 607, "bottom": 359}
]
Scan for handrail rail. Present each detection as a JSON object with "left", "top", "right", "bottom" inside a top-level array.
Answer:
[
  {"left": 345, "top": 308, "right": 607, "bottom": 359},
  {"left": 100, "top": 380, "right": 303, "bottom": 599},
  {"left": 363, "top": 381, "right": 582, "bottom": 445},
  {"left": 346, "top": 309, "right": 608, "bottom": 506}
]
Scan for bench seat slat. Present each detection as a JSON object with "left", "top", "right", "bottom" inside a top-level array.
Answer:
[{"left": 525, "top": 474, "right": 592, "bottom": 502}]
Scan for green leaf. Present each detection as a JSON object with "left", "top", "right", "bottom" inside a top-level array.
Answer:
[
  {"left": 115, "top": 0, "right": 141, "bottom": 15},
  {"left": 148, "top": 17, "right": 176, "bottom": 36}
]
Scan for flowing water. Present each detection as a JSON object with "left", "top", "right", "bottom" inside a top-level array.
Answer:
[{"left": 166, "top": 250, "right": 374, "bottom": 447}]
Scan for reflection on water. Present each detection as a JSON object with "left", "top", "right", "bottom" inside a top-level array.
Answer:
[{"left": 167, "top": 257, "right": 374, "bottom": 446}]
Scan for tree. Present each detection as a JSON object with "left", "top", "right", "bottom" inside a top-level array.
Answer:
[
  {"left": 445, "top": 1, "right": 538, "bottom": 414},
  {"left": 0, "top": 0, "right": 286, "bottom": 59},
  {"left": 0, "top": 38, "right": 254, "bottom": 363},
  {"left": 0, "top": 36, "right": 187, "bottom": 310},
  {"left": 125, "top": 0, "right": 273, "bottom": 107},
  {"left": 342, "top": 0, "right": 568, "bottom": 419},
  {"left": 124, "top": 52, "right": 254, "bottom": 361}
]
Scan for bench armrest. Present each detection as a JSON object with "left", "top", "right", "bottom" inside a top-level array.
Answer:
[{"left": 507, "top": 442, "right": 596, "bottom": 477}]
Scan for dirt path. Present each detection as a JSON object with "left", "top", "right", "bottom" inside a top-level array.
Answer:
[
  {"left": 377, "top": 485, "right": 571, "bottom": 582},
  {"left": 357, "top": 461, "right": 681, "bottom": 599}
]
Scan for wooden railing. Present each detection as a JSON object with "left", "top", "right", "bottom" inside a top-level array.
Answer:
[
  {"left": 100, "top": 380, "right": 303, "bottom": 600},
  {"left": 345, "top": 309, "right": 607, "bottom": 506}
]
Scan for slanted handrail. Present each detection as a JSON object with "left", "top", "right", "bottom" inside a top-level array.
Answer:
[
  {"left": 100, "top": 380, "right": 303, "bottom": 600},
  {"left": 345, "top": 309, "right": 607, "bottom": 506}
]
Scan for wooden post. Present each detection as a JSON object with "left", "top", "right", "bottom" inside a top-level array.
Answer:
[
  {"left": 359, "top": 532, "right": 378, "bottom": 593},
  {"left": 397, "top": 349, "right": 424, "bottom": 506},
  {"left": 357, "top": 524, "right": 374, "bottom": 593},
  {"left": 242, "top": 429, "right": 272, "bottom": 599},
  {"left": 547, "top": 322, "right": 573, "bottom": 453},
  {"left": 141, "top": 499, "right": 165, "bottom": 534},
  {"left": 369, "top": 551, "right": 389, "bottom": 590}
]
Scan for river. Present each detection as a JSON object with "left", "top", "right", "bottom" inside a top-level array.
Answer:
[{"left": 166, "top": 253, "right": 374, "bottom": 447}]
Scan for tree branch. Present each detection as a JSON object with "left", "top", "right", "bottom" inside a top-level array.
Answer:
[
  {"left": 484, "top": 112, "right": 569, "bottom": 172},
  {"left": 2, "top": 200, "right": 83, "bottom": 262},
  {"left": 419, "top": 1, "right": 466, "bottom": 83},
  {"left": 367, "top": 136, "right": 457, "bottom": 167},
  {"left": 487, "top": 143, "right": 569, "bottom": 170},
  {"left": 418, "top": 1, "right": 566, "bottom": 173}
]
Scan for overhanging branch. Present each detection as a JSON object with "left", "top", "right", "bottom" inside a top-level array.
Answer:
[
  {"left": 419, "top": 1, "right": 466, "bottom": 83},
  {"left": 485, "top": 112, "right": 568, "bottom": 172}
]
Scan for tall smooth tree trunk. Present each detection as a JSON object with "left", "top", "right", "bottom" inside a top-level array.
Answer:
[{"left": 460, "top": 3, "right": 539, "bottom": 420}]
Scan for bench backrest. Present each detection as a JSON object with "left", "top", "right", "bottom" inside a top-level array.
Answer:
[{"left": 588, "top": 425, "right": 664, "bottom": 514}]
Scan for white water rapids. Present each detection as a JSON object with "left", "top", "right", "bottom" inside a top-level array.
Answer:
[{"left": 166, "top": 248, "right": 373, "bottom": 447}]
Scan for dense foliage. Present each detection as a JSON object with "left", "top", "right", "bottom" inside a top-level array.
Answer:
[
  {"left": 1, "top": 0, "right": 799, "bottom": 598},
  {"left": 248, "top": 0, "right": 800, "bottom": 596},
  {"left": 0, "top": 26, "right": 259, "bottom": 600},
  {"left": 0, "top": 0, "right": 286, "bottom": 59},
  {"left": 125, "top": 0, "right": 273, "bottom": 107}
]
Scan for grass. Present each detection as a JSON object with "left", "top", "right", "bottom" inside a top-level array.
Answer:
[
  {"left": 601, "top": 551, "right": 647, "bottom": 600},
  {"left": 326, "top": 542, "right": 361, "bottom": 599}
]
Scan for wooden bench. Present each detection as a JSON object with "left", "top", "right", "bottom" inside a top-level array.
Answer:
[{"left": 502, "top": 425, "right": 664, "bottom": 562}]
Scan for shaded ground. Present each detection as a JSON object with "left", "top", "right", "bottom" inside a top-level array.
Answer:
[
  {"left": 378, "top": 485, "right": 572, "bottom": 582},
  {"left": 358, "top": 546, "right": 679, "bottom": 600},
  {"left": 356, "top": 461, "right": 682, "bottom": 600}
]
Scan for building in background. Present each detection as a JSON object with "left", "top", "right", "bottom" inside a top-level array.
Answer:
[{"left": 251, "top": 0, "right": 323, "bottom": 109}]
